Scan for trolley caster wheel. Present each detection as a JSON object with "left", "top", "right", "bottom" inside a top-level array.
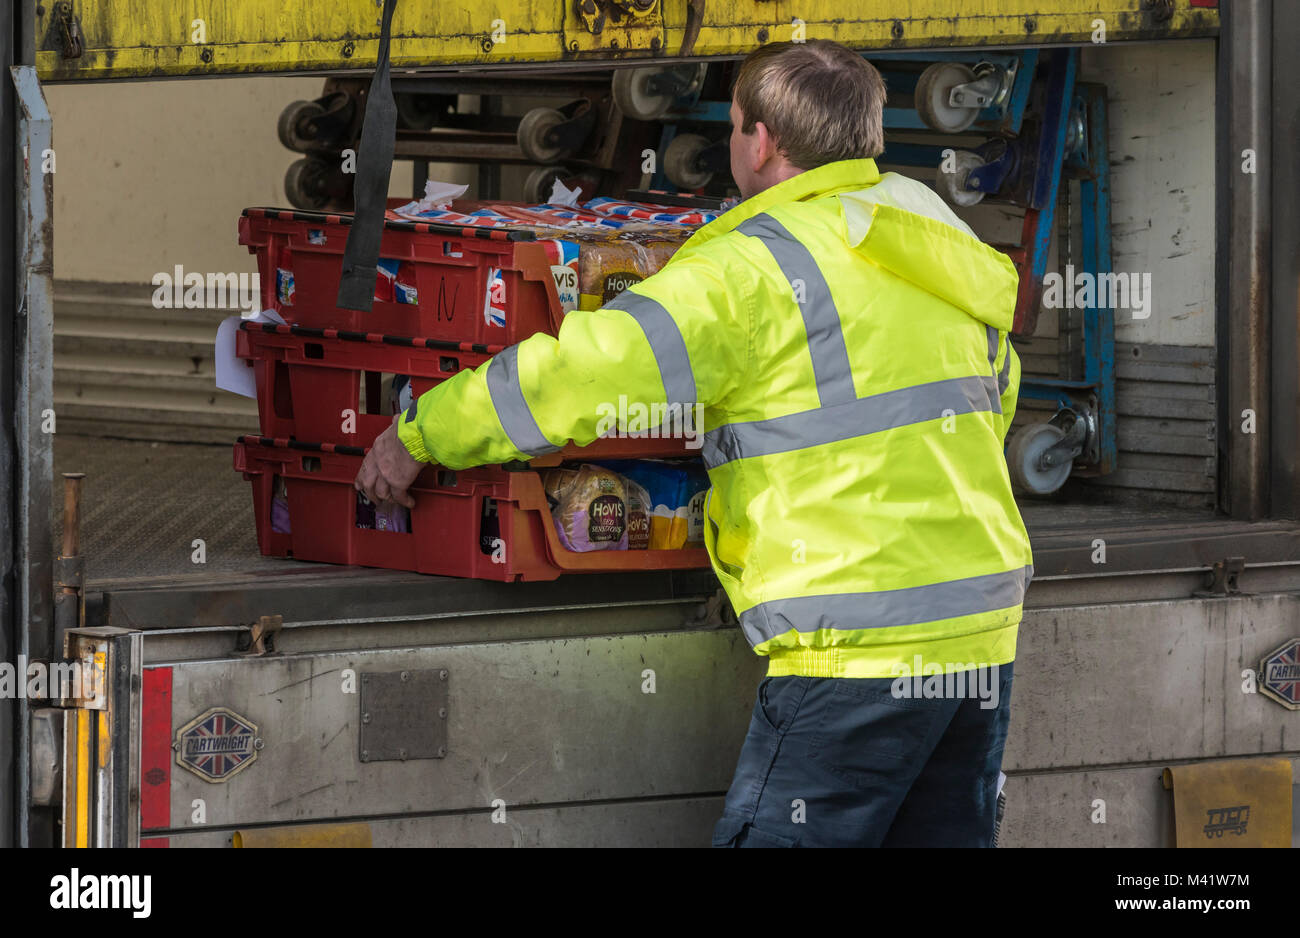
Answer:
[
  {"left": 1007, "top": 422, "right": 1073, "bottom": 496},
  {"left": 935, "top": 149, "right": 987, "bottom": 206},
  {"left": 1065, "top": 104, "right": 1087, "bottom": 158},
  {"left": 277, "top": 99, "right": 328, "bottom": 152},
  {"left": 523, "top": 165, "right": 569, "bottom": 204},
  {"left": 284, "top": 157, "right": 339, "bottom": 211},
  {"left": 612, "top": 64, "right": 707, "bottom": 121},
  {"left": 517, "top": 107, "right": 573, "bottom": 164},
  {"left": 664, "top": 133, "right": 714, "bottom": 190},
  {"left": 914, "top": 62, "right": 982, "bottom": 133},
  {"left": 395, "top": 92, "right": 454, "bottom": 130}
]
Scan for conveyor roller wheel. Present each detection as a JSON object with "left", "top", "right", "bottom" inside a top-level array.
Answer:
[
  {"left": 612, "top": 64, "right": 706, "bottom": 121},
  {"left": 284, "top": 157, "right": 337, "bottom": 211},
  {"left": 277, "top": 100, "right": 328, "bottom": 152},
  {"left": 935, "top": 149, "right": 987, "bottom": 206},
  {"left": 914, "top": 62, "right": 981, "bottom": 133},
  {"left": 395, "top": 92, "right": 454, "bottom": 130},
  {"left": 1007, "top": 422, "right": 1073, "bottom": 496},
  {"left": 517, "top": 107, "right": 572, "bottom": 164},
  {"left": 523, "top": 165, "right": 568, "bottom": 204},
  {"left": 664, "top": 133, "right": 713, "bottom": 190}
]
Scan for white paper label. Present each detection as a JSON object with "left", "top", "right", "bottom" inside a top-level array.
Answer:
[{"left": 550, "top": 265, "right": 579, "bottom": 313}]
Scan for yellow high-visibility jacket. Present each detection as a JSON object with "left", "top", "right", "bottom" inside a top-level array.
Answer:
[{"left": 399, "top": 158, "right": 1034, "bottom": 678}]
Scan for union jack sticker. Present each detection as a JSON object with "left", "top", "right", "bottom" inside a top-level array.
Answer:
[
  {"left": 1259, "top": 638, "right": 1300, "bottom": 711},
  {"left": 175, "top": 707, "right": 260, "bottom": 782}
]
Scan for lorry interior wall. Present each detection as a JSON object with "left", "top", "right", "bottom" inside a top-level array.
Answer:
[
  {"left": 1070, "top": 40, "right": 1216, "bottom": 508},
  {"left": 44, "top": 75, "right": 408, "bottom": 443},
  {"left": 41, "top": 80, "right": 588, "bottom": 444},
  {"left": 941, "top": 39, "right": 1218, "bottom": 509}
]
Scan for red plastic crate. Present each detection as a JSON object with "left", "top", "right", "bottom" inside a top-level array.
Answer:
[
  {"left": 239, "top": 207, "right": 565, "bottom": 344},
  {"left": 236, "top": 321, "right": 493, "bottom": 444},
  {"left": 235, "top": 321, "right": 698, "bottom": 458},
  {"left": 234, "top": 436, "right": 712, "bottom": 581}
]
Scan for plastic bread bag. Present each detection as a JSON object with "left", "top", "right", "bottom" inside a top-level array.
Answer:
[
  {"left": 599, "top": 460, "right": 704, "bottom": 549},
  {"left": 584, "top": 196, "right": 724, "bottom": 226},
  {"left": 542, "top": 464, "right": 628, "bottom": 551},
  {"left": 355, "top": 491, "right": 410, "bottom": 533},
  {"left": 682, "top": 464, "right": 710, "bottom": 548},
  {"left": 623, "top": 476, "right": 652, "bottom": 550}
]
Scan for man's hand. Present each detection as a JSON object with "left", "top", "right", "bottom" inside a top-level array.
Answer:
[{"left": 355, "top": 415, "right": 425, "bottom": 509}]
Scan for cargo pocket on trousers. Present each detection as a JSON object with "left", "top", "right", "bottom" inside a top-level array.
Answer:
[
  {"left": 712, "top": 813, "right": 797, "bottom": 848},
  {"left": 755, "top": 675, "right": 812, "bottom": 736}
]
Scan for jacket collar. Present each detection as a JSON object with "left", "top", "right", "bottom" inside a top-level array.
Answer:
[{"left": 685, "top": 158, "right": 882, "bottom": 250}]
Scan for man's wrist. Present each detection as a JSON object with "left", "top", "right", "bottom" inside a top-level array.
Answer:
[{"left": 396, "top": 413, "right": 433, "bottom": 464}]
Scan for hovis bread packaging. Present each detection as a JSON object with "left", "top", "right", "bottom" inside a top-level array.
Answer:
[
  {"left": 538, "top": 461, "right": 708, "bottom": 553},
  {"left": 624, "top": 477, "right": 652, "bottom": 550},
  {"left": 542, "top": 464, "right": 628, "bottom": 552},
  {"left": 599, "top": 460, "right": 709, "bottom": 549}
]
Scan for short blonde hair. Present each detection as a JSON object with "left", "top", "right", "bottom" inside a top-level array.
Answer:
[{"left": 733, "top": 40, "right": 887, "bottom": 169}]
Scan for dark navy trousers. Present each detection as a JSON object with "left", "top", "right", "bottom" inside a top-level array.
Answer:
[{"left": 712, "top": 662, "right": 1013, "bottom": 847}]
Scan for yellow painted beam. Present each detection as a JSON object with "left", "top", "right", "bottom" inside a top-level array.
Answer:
[
  {"left": 62, "top": 709, "right": 92, "bottom": 848},
  {"left": 36, "top": 0, "right": 1219, "bottom": 82},
  {"left": 233, "top": 822, "right": 374, "bottom": 848}
]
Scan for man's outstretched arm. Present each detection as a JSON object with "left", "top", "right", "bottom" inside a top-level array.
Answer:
[{"left": 355, "top": 251, "right": 749, "bottom": 505}]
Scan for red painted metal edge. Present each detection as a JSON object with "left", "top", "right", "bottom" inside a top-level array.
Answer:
[{"left": 140, "top": 666, "right": 174, "bottom": 836}]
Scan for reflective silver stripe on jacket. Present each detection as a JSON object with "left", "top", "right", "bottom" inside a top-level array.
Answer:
[
  {"left": 712, "top": 213, "right": 1006, "bottom": 467},
  {"left": 604, "top": 290, "right": 698, "bottom": 410},
  {"left": 702, "top": 374, "right": 999, "bottom": 469},
  {"left": 486, "top": 345, "right": 562, "bottom": 457},
  {"left": 997, "top": 335, "right": 1013, "bottom": 397},
  {"left": 737, "top": 213, "right": 856, "bottom": 407},
  {"left": 739, "top": 564, "right": 1034, "bottom": 648},
  {"left": 986, "top": 324, "right": 1003, "bottom": 414}
]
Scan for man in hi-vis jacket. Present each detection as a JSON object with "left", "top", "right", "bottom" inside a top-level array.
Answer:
[{"left": 358, "top": 39, "right": 1034, "bottom": 847}]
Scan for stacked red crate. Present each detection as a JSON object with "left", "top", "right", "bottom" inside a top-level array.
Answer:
[{"left": 233, "top": 208, "right": 710, "bottom": 580}]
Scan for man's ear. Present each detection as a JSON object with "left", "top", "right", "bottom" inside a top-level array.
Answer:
[{"left": 753, "top": 120, "right": 778, "bottom": 170}]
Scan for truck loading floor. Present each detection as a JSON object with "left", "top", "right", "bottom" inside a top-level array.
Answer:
[{"left": 53, "top": 433, "right": 1242, "bottom": 580}]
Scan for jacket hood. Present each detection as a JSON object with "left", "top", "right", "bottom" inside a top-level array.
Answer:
[{"left": 838, "top": 173, "right": 1019, "bottom": 332}]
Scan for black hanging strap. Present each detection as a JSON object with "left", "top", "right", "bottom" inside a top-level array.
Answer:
[{"left": 336, "top": 0, "right": 400, "bottom": 312}]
